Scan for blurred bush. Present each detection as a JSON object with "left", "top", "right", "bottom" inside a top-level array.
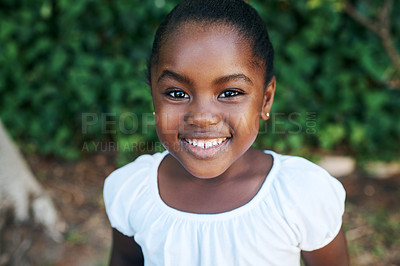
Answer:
[
  {"left": 0, "top": 0, "right": 179, "bottom": 162},
  {"left": 0, "top": 0, "right": 399, "bottom": 163},
  {"left": 253, "top": 0, "right": 400, "bottom": 161}
]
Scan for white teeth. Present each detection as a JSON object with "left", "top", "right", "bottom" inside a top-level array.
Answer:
[
  {"left": 185, "top": 138, "right": 227, "bottom": 149},
  {"left": 198, "top": 140, "right": 204, "bottom": 148}
]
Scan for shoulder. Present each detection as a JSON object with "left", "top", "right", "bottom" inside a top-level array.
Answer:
[
  {"left": 103, "top": 151, "right": 168, "bottom": 236},
  {"left": 266, "top": 151, "right": 346, "bottom": 251},
  {"left": 269, "top": 152, "right": 345, "bottom": 202},
  {"left": 104, "top": 151, "right": 167, "bottom": 195},
  {"left": 106, "top": 152, "right": 162, "bottom": 180}
]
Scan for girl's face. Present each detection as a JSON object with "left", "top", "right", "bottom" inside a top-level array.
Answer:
[{"left": 151, "top": 23, "right": 275, "bottom": 178}]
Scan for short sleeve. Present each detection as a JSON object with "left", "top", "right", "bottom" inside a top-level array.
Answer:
[
  {"left": 103, "top": 154, "right": 154, "bottom": 237},
  {"left": 277, "top": 157, "right": 346, "bottom": 251}
]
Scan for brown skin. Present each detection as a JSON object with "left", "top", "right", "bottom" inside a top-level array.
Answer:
[
  {"left": 109, "top": 22, "right": 349, "bottom": 265},
  {"left": 302, "top": 227, "right": 350, "bottom": 266},
  {"left": 110, "top": 229, "right": 144, "bottom": 266},
  {"left": 151, "top": 23, "right": 274, "bottom": 180},
  {"left": 158, "top": 148, "right": 272, "bottom": 214}
]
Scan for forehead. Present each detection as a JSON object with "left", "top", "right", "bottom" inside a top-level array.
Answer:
[{"left": 154, "top": 22, "right": 262, "bottom": 82}]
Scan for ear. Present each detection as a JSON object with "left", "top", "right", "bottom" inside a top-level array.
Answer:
[{"left": 260, "top": 76, "right": 276, "bottom": 121}]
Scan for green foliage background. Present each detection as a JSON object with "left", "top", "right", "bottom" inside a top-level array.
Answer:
[{"left": 0, "top": 0, "right": 399, "bottom": 163}]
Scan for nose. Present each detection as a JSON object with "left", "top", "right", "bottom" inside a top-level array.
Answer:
[
  {"left": 184, "top": 102, "right": 221, "bottom": 128},
  {"left": 185, "top": 112, "right": 221, "bottom": 127}
]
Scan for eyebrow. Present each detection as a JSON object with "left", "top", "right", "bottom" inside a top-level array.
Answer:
[
  {"left": 213, "top": 73, "right": 253, "bottom": 86},
  {"left": 157, "top": 70, "right": 193, "bottom": 86},
  {"left": 157, "top": 70, "right": 253, "bottom": 86}
]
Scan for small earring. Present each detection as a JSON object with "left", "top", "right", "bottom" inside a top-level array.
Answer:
[
  {"left": 153, "top": 112, "right": 155, "bottom": 116},
  {"left": 266, "top": 112, "right": 270, "bottom": 118}
]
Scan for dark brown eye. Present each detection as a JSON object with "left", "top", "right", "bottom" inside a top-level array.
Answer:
[
  {"left": 219, "top": 90, "right": 241, "bottom": 98},
  {"left": 167, "top": 90, "right": 189, "bottom": 99}
]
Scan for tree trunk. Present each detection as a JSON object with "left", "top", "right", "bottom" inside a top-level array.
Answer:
[{"left": 0, "top": 120, "right": 65, "bottom": 241}]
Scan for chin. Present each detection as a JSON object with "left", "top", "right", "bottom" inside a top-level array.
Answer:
[
  {"left": 181, "top": 161, "right": 229, "bottom": 179},
  {"left": 189, "top": 171, "right": 222, "bottom": 179}
]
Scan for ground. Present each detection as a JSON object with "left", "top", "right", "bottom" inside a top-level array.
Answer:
[{"left": 1, "top": 151, "right": 399, "bottom": 266}]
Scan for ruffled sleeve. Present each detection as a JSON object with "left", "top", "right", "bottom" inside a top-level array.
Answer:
[
  {"left": 274, "top": 155, "right": 346, "bottom": 251},
  {"left": 103, "top": 154, "right": 154, "bottom": 237}
]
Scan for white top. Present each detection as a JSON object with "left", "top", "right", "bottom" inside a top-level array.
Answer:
[{"left": 104, "top": 150, "right": 346, "bottom": 266}]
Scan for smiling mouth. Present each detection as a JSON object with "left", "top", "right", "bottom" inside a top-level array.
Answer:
[{"left": 183, "top": 138, "right": 228, "bottom": 149}]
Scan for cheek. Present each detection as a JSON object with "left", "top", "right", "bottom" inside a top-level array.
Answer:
[
  {"left": 155, "top": 117, "right": 176, "bottom": 152},
  {"left": 155, "top": 111, "right": 183, "bottom": 139},
  {"left": 227, "top": 104, "right": 261, "bottom": 135},
  {"left": 156, "top": 115, "right": 173, "bottom": 136}
]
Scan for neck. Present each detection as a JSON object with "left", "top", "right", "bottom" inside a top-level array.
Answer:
[{"left": 169, "top": 147, "right": 265, "bottom": 186}]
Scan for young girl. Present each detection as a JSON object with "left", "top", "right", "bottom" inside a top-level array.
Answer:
[{"left": 104, "top": 0, "right": 349, "bottom": 265}]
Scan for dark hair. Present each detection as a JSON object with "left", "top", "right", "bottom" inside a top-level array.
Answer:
[{"left": 146, "top": 0, "right": 274, "bottom": 87}]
